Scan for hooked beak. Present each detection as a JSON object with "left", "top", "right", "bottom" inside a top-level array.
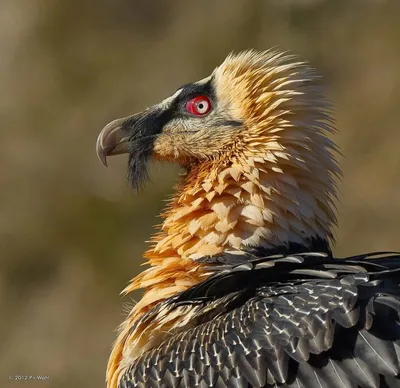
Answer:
[
  {"left": 96, "top": 108, "right": 169, "bottom": 191},
  {"left": 96, "top": 117, "right": 130, "bottom": 167}
]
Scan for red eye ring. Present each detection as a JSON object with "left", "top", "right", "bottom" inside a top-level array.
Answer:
[{"left": 185, "top": 96, "right": 212, "bottom": 116}]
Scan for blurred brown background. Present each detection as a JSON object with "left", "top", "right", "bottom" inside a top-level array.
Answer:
[{"left": 1, "top": 0, "right": 400, "bottom": 387}]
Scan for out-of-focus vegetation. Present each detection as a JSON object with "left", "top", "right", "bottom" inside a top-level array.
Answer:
[{"left": 1, "top": 0, "right": 400, "bottom": 386}]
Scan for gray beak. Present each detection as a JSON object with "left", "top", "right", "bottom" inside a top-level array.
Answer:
[{"left": 96, "top": 117, "right": 130, "bottom": 167}]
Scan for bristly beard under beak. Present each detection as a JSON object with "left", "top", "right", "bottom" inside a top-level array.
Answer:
[{"left": 96, "top": 108, "right": 172, "bottom": 191}]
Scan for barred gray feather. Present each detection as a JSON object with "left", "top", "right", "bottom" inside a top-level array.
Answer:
[{"left": 119, "top": 252, "right": 400, "bottom": 388}]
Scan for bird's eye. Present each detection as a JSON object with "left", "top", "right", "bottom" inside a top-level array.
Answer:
[{"left": 185, "top": 96, "right": 212, "bottom": 116}]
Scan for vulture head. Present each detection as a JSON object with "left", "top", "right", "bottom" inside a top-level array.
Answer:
[{"left": 96, "top": 49, "right": 339, "bottom": 259}]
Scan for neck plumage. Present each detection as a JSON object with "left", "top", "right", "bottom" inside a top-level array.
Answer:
[{"left": 124, "top": 145, "right": 337, "bottom": 320}]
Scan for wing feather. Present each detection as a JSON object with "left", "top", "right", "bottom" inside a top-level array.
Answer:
[{"left": 119, "top": 252, "right": 400, "bottom": 388}]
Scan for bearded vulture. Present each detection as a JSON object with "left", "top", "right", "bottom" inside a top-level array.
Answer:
[{"left": 96, "top": 50, "right": 400, "bottom": 388}]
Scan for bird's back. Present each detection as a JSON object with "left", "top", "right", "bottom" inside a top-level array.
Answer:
[{"left": 119, "top": 251, "right": 400, "bottom": 388}]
